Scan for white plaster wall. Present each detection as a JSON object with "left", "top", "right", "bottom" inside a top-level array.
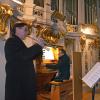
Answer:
[
  {"left": 81, "top": 38, "right": 99, "bottom": 76},
  {"left": 0, "top": 40, "right": 6, "bottom": 100}
]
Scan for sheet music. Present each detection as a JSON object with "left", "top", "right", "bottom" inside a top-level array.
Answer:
[{"left": 82, "top": 62, "right": 100, "bottom": 88}]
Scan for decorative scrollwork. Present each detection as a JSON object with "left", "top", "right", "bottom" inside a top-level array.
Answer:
[
  {"left": 33, "top": 24, "right": 66, "bottom": 45},
  {"left": 88, "top": 37, "right": 100, "bottom": 49},
  {"left": 0, "top": 4, "right": 13, "bottom": 37},
  {"left": 80, "top": 35, "right": 86, "bottom": 51}
]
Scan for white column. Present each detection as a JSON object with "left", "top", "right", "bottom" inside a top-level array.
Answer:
[{"left": 75, "top": 37, "right": 81, "bottom": 52}]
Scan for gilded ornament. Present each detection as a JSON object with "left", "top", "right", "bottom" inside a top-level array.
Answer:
[{"left": 0, "top": 4, "right": 13, "bottom": 37}]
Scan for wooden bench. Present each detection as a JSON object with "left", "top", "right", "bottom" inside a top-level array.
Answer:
[{"left": 37, "top": 79, "right": 73, "bottom": 100}]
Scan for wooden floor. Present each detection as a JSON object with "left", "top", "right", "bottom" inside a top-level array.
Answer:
[
  {"left": 37, "top": 90, "right": 100, "bottom": 100},
  {"left": 83, "top": 88, "right": 100, "bottom": 100},
  {"left": 37, "top": 85, "right": 100, "bottom": 100},
  {"left": 83, "top": 93, "right": 100, "bottom": 100}
]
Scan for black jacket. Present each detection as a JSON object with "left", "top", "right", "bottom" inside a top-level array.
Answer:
[
  {"left": 46, "top": 54, "right": 70, "bottom": 80},
  {"left": 4, "top": 35, "right": 42, "bottom": 100}
]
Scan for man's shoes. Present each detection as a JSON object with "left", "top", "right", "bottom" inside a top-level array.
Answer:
[{"left": 53, "top": 77, "right": 63, "bottom": 82}]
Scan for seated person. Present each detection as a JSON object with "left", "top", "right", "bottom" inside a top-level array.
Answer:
[{"left": 46, "top": 49, "right": 70, "bottom": 82}]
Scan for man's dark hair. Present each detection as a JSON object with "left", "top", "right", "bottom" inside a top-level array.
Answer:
[
  {"left": 60, "top": 49, "right": 66, "bottom": 55},
  {"left": 12, "top": 22, "right": 28, "bottom": 36}
]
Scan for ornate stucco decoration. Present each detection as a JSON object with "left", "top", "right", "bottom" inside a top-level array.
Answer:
[
  {"left": 80, "top": 35, "right": 86, "bottom": 51},
  {"left": 25, "top": 10, "right": 66, "bottom": 45},
  {"left": 10, "top": 1, "right": 67, "bottom": 45},
  {"left": 39, "top": 10, "right": 66, "bottom": 44},
  {"left": 88, "top": 37, "right": 100, "bottom": 49},
  {"left": 0, "top": 4, "right": 13, "bottom": 37},
  {"left": 78, "top": 24, "right": 99, "bottom": 35},
  {"left": 66, "top": 24, "right": 78, "bottom": 33}
]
